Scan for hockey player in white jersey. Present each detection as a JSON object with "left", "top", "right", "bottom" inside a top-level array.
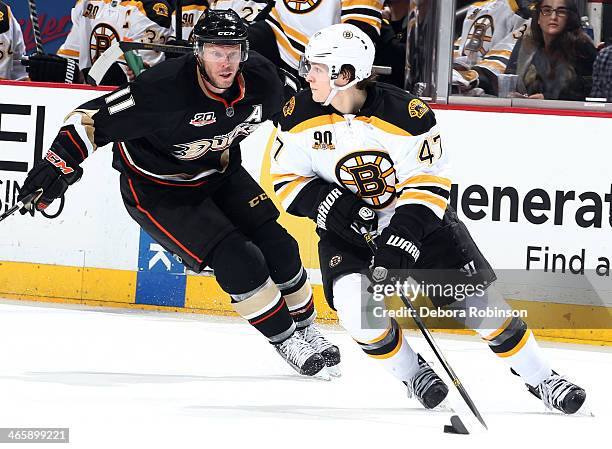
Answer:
[
  {"left": 271, "top": 23, "right": 586, "bottom": 414},
  {"left": 248, "top": 0, "right": 384, "bottom": 77},
  {"left": 171, "top": 0, "right": 268, "bottom": 42},
  {"left": 23, "top": 0, "right": 173, "bottom": 85},
  {"left": 453, "top": 0, "right": 532, "bottom": 95},
  {"left": 0, "top": 1, "right": 27, "bottom": 80}
]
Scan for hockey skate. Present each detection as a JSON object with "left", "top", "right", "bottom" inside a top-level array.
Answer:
[
  {"left": 275, "top": 332, "right": 326, "bottom": 376},
  {"left": 296, "top": 324, "right": 341, "bottom": 377},
  {"left": 404, "top": 354, "right": 449, "bottom": 409},
  {"left": 511, "top": 368, "right": 586, "bottom": 414}
]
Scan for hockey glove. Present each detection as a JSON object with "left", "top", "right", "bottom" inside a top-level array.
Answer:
[
  {"left": 18, "top": 145, "right": 83, "bottom": 213},
  {"left": 370, "top": 226, "right": 421, "bottom": 284},
  {"left": 316, "top": 186, "right": 377, "bottom": 247},
  {"left": 23, "top": 54, "right": 80, "bottom": 83}
]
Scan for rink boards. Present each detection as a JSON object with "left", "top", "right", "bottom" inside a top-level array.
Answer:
[{"left": 1, "top": 80, "right": 612, "bottom": 344}]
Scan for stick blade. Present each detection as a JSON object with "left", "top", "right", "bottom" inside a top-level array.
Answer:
[{"left": 443, "top": 415, "right": 470, "bottom": 435}]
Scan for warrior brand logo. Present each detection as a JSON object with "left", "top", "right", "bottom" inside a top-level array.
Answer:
[
  {"left": 45, "top": 150, "right": 74, "bottom": 175},
  {"left": 153, "top": 3, "right": 170, "bottom": 17},
  {"left": 408, "top": 98, "right": 429, "bottom": 119},
  {"left": 283, "top": 0, "right": 323, "bottom": 14},
  {"left": 385, "top": 235, "right": 420, "bottom": 261},
  {"left": 90, "top": 23, "right": 120, "bottom": 63},
  {"left": 316, "top": 188, "right": 343, "bottom": 230},
  {"left": 173, "top": 122, "right": 260, "bottom": 160},
  {"left": 189, "top": 112, "right": 216, "bottom": 127}
]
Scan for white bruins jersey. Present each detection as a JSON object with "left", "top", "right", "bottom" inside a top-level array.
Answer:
[
  {"left": 455, "top": 0, "right": 528, "bottom": 74},
  {"left": 265, "top": 0, "right": 384, "bottom": 70},
  {"left": 271, "top": 83, "right": 451, "bottom": 232},
  {"left": 0, "top": 2, "right": 27, "bottom": 80},
  {"left": 58, "top": 0, "right": 173, "bottom": 70},
  {"left": 172, "top": 1, "right": 267, "bottom": 41}
]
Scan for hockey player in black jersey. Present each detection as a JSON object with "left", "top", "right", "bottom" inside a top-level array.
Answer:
[
  {"left": 271, "top": 23, "right": 586, "bottom": 414},
  {"left": 17, "top": 9, "right": 340, "bottom": 378}
]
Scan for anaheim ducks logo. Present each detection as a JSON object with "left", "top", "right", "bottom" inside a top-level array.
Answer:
[
  {"left": 283, "top": 0, "right": 323, "bottom": 14},
  {"left": 153, "top": 2, "right": 169, "bottom": 17},
  {"left": 90, "top": 24, "right": 120, "bottom": 63},
  {"left": 335, "top": 151, "right": 396, "bottom": 209},
  {"left": 464, "top": 14, "right": 494, "bottom": 56}
]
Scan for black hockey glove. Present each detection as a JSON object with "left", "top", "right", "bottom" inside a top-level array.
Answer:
[
  {"left": 370, "top": 226, "right": 421, "bottom": 284},
  {"left": 18, "top": 145, "right": 83, "bottom": 213},
  {"left": 23, "top": 54, "right": 80, "bottom": 83},
  {"left": 316, "top": 186, "right": 377, "bottom": 247}
]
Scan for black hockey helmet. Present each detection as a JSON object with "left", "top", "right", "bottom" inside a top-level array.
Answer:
[{"left": 193, "top": 9, "right": 249, "bottom": 62}]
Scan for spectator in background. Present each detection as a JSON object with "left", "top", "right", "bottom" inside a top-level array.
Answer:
[
  {"left": 0, "top": 0, "right": 27, "bottom": 80},
  {"left": 590, "top": 41, "right": 612, "bottom": 101},
  {"left": 374, "top": 0, "right": 408, "bottom": 89},
  {"left": 507, "top": 0, "right": 597, "bottom": 101}
]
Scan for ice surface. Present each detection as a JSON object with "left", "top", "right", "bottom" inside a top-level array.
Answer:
[{"left": 0, "top": 300, "right": 609, "bottom": 448}]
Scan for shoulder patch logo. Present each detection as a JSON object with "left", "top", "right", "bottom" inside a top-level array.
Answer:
[
  {"left": 283, "top": 97, "right": 296, "bottom": 117},
  {"left": 153, "top": 3, "right": 169, "bottom": 17},
  {"left": 408, "top": 98, "right": 429, "bottom": 119},
  {"left": 0, "top": 11, "right": 4, "bottom": 22},
  {"left": 283, "top": 0, "right": 323, "bottom": 15},
  {"left": 189, "top": 112, "right": 216, "bottom": 127},
  {"left": 329, "top": 255, "right": 342, "bottom": 268}
]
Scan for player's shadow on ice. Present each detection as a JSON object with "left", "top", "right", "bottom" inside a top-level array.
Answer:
[
  {"left": 183, "top": 404, "right": 445, "bottom": 424},
  {"left": 0, "top": 371, "right": 330, "bottom": 386}
]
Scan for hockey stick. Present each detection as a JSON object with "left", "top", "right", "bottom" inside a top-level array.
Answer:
[
  {"left": 27, "top": 0, "right": 44, "bottom": 53},
  {"left": 0, "top": 188, "right": 43, "bottom": 223},
  {"left": 87, "top": 40, "right": 393, "bottom": 85},
  {"left": 360, "top": 228, "right": 488, "bottom": 431}
]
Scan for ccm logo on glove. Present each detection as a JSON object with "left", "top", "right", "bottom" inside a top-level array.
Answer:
[
  {"left": 385, "top": 234, "right": 421, "bottom": 261},
  {"left": 45, "top": 150, "right": 75, "bottom": 175},
  {"left": 316, "top": 187, "right": 343, "bottom": 230}
]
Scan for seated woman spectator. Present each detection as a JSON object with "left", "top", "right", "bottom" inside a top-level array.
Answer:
[{"left": 506, "top": 0, "right": 597, "bottom": 101}]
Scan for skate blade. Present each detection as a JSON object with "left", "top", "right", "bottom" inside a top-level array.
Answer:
[
  {"left": 312, "top": 367, "right": 332, "bottom": 381},
  {"left": 325, "top": 364, "right": 341, "bottom": 378},
  {"left": 432, "top": 398, "right": 454, "bottom": 413}
]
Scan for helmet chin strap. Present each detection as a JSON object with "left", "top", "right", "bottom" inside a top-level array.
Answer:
[{"left": 322, "top": 78, "right": 360, "bottom": 106}]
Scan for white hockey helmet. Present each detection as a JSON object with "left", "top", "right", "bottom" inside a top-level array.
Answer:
[{"left": 299, "top": 24, "right": 375, "bottom": 104}]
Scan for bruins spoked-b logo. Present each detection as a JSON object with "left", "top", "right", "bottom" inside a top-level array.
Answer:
[
  {"left": 283, "top": 0, "right": 323, "bottom": 14},
  {"left": 335, "top": 151, "right": 396, "bottom": 209},
  {"left": 90, "top": 24, "right": 120, "bottom": 63},
  {"left": 465, "top": 14, "right": 494, "bottom": 56}
]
